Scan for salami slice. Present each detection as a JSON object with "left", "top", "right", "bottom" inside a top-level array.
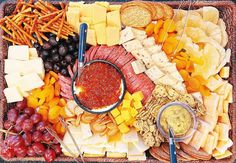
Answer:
[
  {"left": 100, "top": 45, "right": 117, "bottom": 60},
  {"left": 89, "top": 46, "right": 100, "bottom": 61},
  {"left": 84, "top": 46, "right": 94, "bottom": 62},
  {"left": 115, "top": 52, "right": 135, "bottom": 68},
  {"left": 93, "top": 45, "right": 107, "bottom": 60},
  {"left": 107, "top": 46, "right": 126, "bottom": 63}
]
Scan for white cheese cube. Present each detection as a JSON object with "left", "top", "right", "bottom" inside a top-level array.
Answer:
[
  {"left": 119, "top": 27, "right": 135, "bottom": 44},
  {"left": 145, "top": 66, "right": 164, "bottom": 82},
  {"left": 27, "top": 58, "right": 45, "bottom": 79},
  {"left": 122, "top": 128, "right": 139, "bottom": 143},
  {"left": 4, "top": 59, "right": 26, "bottom": 75},
  {"left": 3, "top": 87, "right": 23, "bottom": 103},
  {"left": 142, "top": 37, "right": 155, "bottom": 47},
  {"left": 131, "top": 60, "right": 146, "bottom": 74},
  {"left": 8, "top": 45, "right": 29, "bottom": 60},
  {"left": 18, "top": 73, "right": 44, "bottom": 92},
  {"left": 122, "top": 40, "right": 143, "bottom": 52},
  {"left": 80, "top": 123, "right": 92, "bottom": 139},
  {"left": 4, "top": 73, "right": 21, "bottom": 87},
  {"left": 191, "top": 92, "right": 203, "bottom": 103},
  {"left": 29, "top": 48, "right": 38, "bottom": 59}
]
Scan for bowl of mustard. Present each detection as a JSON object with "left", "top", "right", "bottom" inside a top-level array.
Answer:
[{"left": 156, "top": 102, "right": 197, "bottom": 142}]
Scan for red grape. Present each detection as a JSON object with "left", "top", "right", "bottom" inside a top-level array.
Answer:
[
  {"left": 14, "top": 145, "right": 27, "bottom": 157},
  {"left": 9, "top": 135, "right": 25, "bottom": 148},
  {"left": 32, "top": 142, "right": 45, "bottom": 156},
  {"left": 36, "top": 121, "right": 47, "bottom": 132},
  {"left": 32, "top": 131, "right": 43, "bottom": 143},
  {"left": 42, "top": 132, "right": 54, "bottom": 143},
  {"left": 44, "top": 149, "right": 56, "bottom": 163},
  {"left": 22, "top": 132, "right": 32, "bottom": 146},
  {"left": 4, "top": 120, "right": 14, "bottom": 129},
  {"left": 30, "top": 113, "right": 42, "bottom": 124},
  {"left": 24, "top": 107, "right": 35, "bottom": 116},
  {"left": 22, "top": 119, "right": 34, "bottom": 132},
  {"left": 4, "top": 135, "right": 17, "bottom": 146},
  {"left": 16, "top": 114, "right": 29, "bottom": 125},
  {"left": 27, "top": 146, "right": 36, "bottom": 157},
  {"left": 16, "top": 98, "right": 27, "bottom": 110},
  {"left": 1, "top": 146, "right": 15, "bottom": 158},
  {"left": 52, "top": 144, "right": 62, "bottom": 155},
  {"left": 7, "top": 109, "right": 18, "bottom": 122},
  {"left": 14, "top": 124, "right": 22, "bottom": 132}
]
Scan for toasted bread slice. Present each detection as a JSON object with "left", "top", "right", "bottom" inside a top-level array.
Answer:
[
  {"left": 159, "top": 3, "right": 174, "bottom": 20},
  {"left": 121, "top": 6, "right": 152, "bottom": 28}
]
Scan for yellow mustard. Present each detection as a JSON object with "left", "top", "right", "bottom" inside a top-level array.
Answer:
[{"left": 160, "top": 105, "right": 192, "bottom": 136}]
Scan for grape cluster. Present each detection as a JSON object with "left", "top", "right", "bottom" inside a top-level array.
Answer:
[{"left": 1, "top": 99, "right": 62, "bottom": 162}]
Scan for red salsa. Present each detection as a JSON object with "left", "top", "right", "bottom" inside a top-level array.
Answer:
[{"left": 76, "top": 62, "right": 121, "bottom": 109}]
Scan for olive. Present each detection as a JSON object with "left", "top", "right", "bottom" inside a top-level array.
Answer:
[
  {"left": 49, "top": 36, "right": 58, "bottom": 46},
  {"left": 43, "top": 41, "right": 52, "bottom": 50},
  {"left": 58, "top": 45, "right": 68, "bottom": 56},
  {"left": 65, "top": 55, "right": 73, "bottom": 63},
  {"left": 44, "top": 61, "right": 53, "bottom": 71},
  {"left": 68, "top": 44, "right": 75, "bottom": 52},
  {"left": 61, "top": 68, "right": 68, "bottom": 76},
  {"left": 33, "top": 43, "right": 40, "bottom": 49},
  {"left": 60, "top": 60, "right": 67, "bottom": 67},
  {"left": 41, "top": 50, "right": 49, "bottom": 58},
  {"left": 52, "top": 54, "right": 60, "bottom": 62},
  {"left": 66, "top": 36, "right": 73, "bottom": 44},
  {"left": 72, "top": 35, "right": 79, "bottom": 42},
  {"left": 53, "top": 63, "right": 61, "bottom": 73},
  {"left": 51, "top": 48, "right": 58, "bottom": 55}
]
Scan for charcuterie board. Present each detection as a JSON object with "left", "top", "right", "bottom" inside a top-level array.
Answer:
[{"left": 0, "top": 0, "right": 235, "bottom": 162}]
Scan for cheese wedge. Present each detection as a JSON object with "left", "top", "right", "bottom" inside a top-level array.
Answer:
[
  {"left": 3, "top": 87, "right": 23, "bottom": 103},
  {"left": 8, "top": 45, "right": 29, "bottom": 60}
]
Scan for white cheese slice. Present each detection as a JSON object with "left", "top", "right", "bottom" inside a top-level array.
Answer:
[
  {"left": 141, "top": 54, "right": 154, "bottom": 68},
  {"left": 131, "top": 48, "right": 150, "bottom": 60},
  {"left": 205, "top": 76, "right": 225, "bottom": 91},
  {"left": 156, "top": 75, "right": 178, "bottom": 86},
  {"left": 82, "top": 134, "right": 107, "bottom": 145},
  {"left": 172, "top": 82, "right": 186, "bottom": 93},
  {"left": 80, "top": 123, "right": 92, "bottom": 139},
  {"left": 216, "top": 138, "right": 233, "bottom": 154},
  {"left": 146, "top": 45, "right": 162, "bottom": 54},
  {"left": 142, "top": 37, "right": 155, "bottom": 47},
  {"left": 203, "top": 93, "right": 220, "bottom": 115},
  {"left": 128, "top": 143, "right": 143, "bottom": 156},
  {"left": 3, "top": 87, "right": 23, "bottom": 103},
  {"left": 191, "top": 92, "right": 203, "bottom": 103},
  {"left": 29, "top": 48, "right": 38, "bottom": 59},
  {"left": 8, "top": 45, "right": 29, "bottom": 60},
  {"left": 122, "top": 128, "right": 139, "bottom": 143},
  {"left": 203, "top": 114, "right": 218, "bottom": 132},
  {"left": 128, "top": 152, "right": 146, "bottom": 161},
  {"left": 135, "top": 35, "right": 147, "bottom": 41},
  {"left": 81, "top": 145, "right": 105, "bottom": 155},
  {"left": 4, "top": 73, "right": 21, "bottom": 87},
  {"left": 132, "top": 28, "right": 146, "bottom": 37},
  {"left": 198, "top": 119, "right": 211, "bottom": 134},
  {"left": 131, "top": 60, "right": 146, "bottom": 74},
  {"left": 170, "top": 71, "right": 183, "bottom": 82},
  {"left": 119, "top": 27, "right": 135, "bottom": 44},
  {"left": 122, "top": 39, "right": 143, "bottom": 52},
  {"left": 133, "top": 134, "right": 149, "bottom": 153},
  {"left": 18, "top": 73, "right": 44, "bottom": 92},
  {"left": 114, "top": 141, "right": 128, "bottom": 153},
  {"left": 152, "top": 52, "right": 169, "bottom": 64},
  {"left": 145, "top": 66, "right": 164, "bottom": 82}
]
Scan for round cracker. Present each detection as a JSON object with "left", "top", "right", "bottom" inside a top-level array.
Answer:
[
  {"left": 149, "top": 2, "right": 164, "bottom": 20},
  {"left": 121, "top": 6, "right": 152, "bottom": 28},
  {"left": 142, "top": 1, "right": 157, "bottom": 20},
  {"left": 159, "top": 3, "right": 174, "bottom": 20}
]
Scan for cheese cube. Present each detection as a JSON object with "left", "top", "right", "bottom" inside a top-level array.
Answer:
[
  {"left": 156, "top": 75, "right": 178, "bottom": 86},
  {"left": 115, "top": 115, "right": 124, "bottom": 125},
  {"left": 29, "top": 48, "right": 38, "bottom": 59},
  {"left": 4, "top": 59, "right": 26, "bottom": 75},
  {"left": 203, "top": 93, "right": 219, "bottom": 115},
  {"left": 80, "top": 16, "right": 92, "bottom": 25},
  {"left": 8, "top": 45, "right": 29, "bottom": 60},
  {"left": 4, "top": 87, "right": 23, "bottom": 103},
  {"left": 119, "top": 27, "right": 135, "bottom": 44},
  {"left": 86, "top": 29, "right": 97, "bottom": 46},
  {"left": 111, "top": 108, "right": 120, "bottom": 118},
  {"left": 66, "top": 9, "right": 80, "bottom": 29},
  {"left": 130, "top": 107, "right": 138, "bottom": 117},
  {"left": 106, "top": 26, "right": 120, "bottom": 46},
  {"left": 92, "top": 4, "right": 106, "bottom": 24},
  {"left": 94, "top": 23, "right": 106, "bottom": 44},
  {"left": 80, "top": 123, "right": 92, "bottom": 139},
  {"left": 145, "top": 66, "right": 164, "bottom": 82},
  {"left": 131, "top": 60, "right": 146, "bottom": 74},
  {"left": 107, "top": 10, "right": 121, "bottom": 29},
  {"left": 133, "top": 134, "right": 149, "bottom": 152},
  {"left": 205, "top": 76, "right": 224, "bottom": 91},
  {"left": 68, "top": 1, "right": 85, "bottom": 7},
  {"left": 122, "top": 128, "right": 138, "bottom": 143},
  {"left": 109, "top": 5, "right": 121, "bottom": 11},
  {"left": 118, "top": 123, "right": 130, "bottom": 134},
  {"left": 125, "top": 117, "right": 135, "bottom": 126},
  {"left": 121, "top": 109, "right": 131, "bottom": 121},
  {"left": 147, "top": 45, "right": 161, "bottom": 54},
  {"left": 80, "top": 4, "right": 93, "bottom": 17},
  {"left": 132, "top": 91, "right": 144, "bottom": 101},
  {"left": 4, "top": 73, "right": 21, "bottom": 87},
  {"left": 95, "top": 1, "right": 110, "bottom": 9},
  {"left": 128, "top": 153, "right": 146, "bottom": 161},
  {"left": 122, "top": 40, "right": 143, "bottom": 52},
  {"left": 124, "top": 92, "right": 132, "bottom": 100},
  {"left": 133, "top": 101, "right": 142, "bottom": 110},
  {"left": 107, "top": 152, "right": 126, "bottom": 158},
  {"left": 218, "top": 113, "right": 231, "bottom": 129},
  {"left": 18, "top": 73, "right": 44, "bottom": 92},
  {"left": 132, "top": 28, "right": 146, "bottom": 37},
  {"left": 220, "top": 67, "right": 229, "bottom": 78},
  {"left": 122, "top": 99, "right": 131, "bottom": 108},
  {"left": 27, "top": 58, "right": 45, "bottom": 79}
]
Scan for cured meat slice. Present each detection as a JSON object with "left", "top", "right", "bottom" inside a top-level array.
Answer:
[
  {"left": 106, "top": 46, "right": 126, "bottom": 63},
  {"left": 93, "top": 45, "right": 107, "bottom": 60},
  {"left": 58, "top": 74, "right": 72, "bottom": 85},
  {"left": 115, "top": 52, "right": 135, "bottom": 68},
  {"left": 99, "top": 45, "right": 117, "bottom": 60},
  {"left": 89, "top": 46, "right": 100, "bottom": 61},
  {"left": 67, "top": 65, "right": 73, "bottom": 78},
  {"left": 84, "top": 46, "right": 94, "bottom": 62}
]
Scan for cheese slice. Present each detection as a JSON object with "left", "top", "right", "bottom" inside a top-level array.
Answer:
[
  {"left": 81, "top": 145, "right": 105, "bottom": 155},
  {"left": 141, "top": 54, "right": 154, "bottom": 68},
  {"left": 189, "top": 130, "right": 208, "bottom": 150},
  {"left": 109, "top": 5, "right": 121, "bottom": 11},
  {"left": 223, "top": 100, "right": 229, "bottom": 113},
  {"left": 198, "top": 119, "right": 211, "bottom": 134},
  {"left": 156, "top": 75, "right": 178, "bottom": 86},
  {"left": 133, "top": 134, "right": 149, "bottom": 153},
  {"left": 27, "top": 58, "right": 45, "bottom": 79},
  {"left": 217, "top": 96, "right": 224, "bottom": 114},
  {"left": 82, "top": 134, "right": 107, "bottom": 145},
  {"left": 182, "top": 129, "right": 196, "bottom": 144},
  {"left": 3, "top": 87, "right": 23, "bottom": 103},
  {"left": 214, "top": 81, "right": 228, "bottom": 95},
  {"left": 132, "top": 48, "right": 150, "bottom": 60},
  {"left": 83, "top": 153, "right": 105, "bottom": 157},
  {"left": 122, "top": 128, "right": 139, "bottom": 143},
  {"left": 214, "top": 150, "right": 232, "bottom": 159},
  {"left": 128, "top": 143, "right": 144, "bottom": 156},
  {"left": 146, "top": 45, "right": 161, "bottom": 54},
  {"left": 66, "top": 9, "right": 80, "bottom": 29},
  {"left": 223, "top": 83, "right": 232, "bottom": 100},
  {"left": 203, "top": 114, "right": 218, "bottom": 132},
  {"left": 106, "top": 26, "right": 120, "bottom": 46},
  {"left": 131, "top": 60, "right": 146, "bottom": 74},
  {"left": 119, "top": 27, "right": 135, "bottom": 44},
  {"left": 107, "top": 152, "right": 126, "bottom": 158},
  {"left": 217, "top": 123, "right": 230, "bottom": 141},
  {"left": 219, "top": 66, "right": 230, "bottom": 78},
  {"left": 91, "top": 4, "right": 106, "bottom": 24},
  {"left": 205, "top": 76, "right": 224, "bottom": 91},
  {"left": 122, "top": 39, "right": 143, "bottom": 52},
  {"left": 95, "top": 1, "right": 110, "bottom": 9},
  {"left": 4, "top": 73, "right": 21, "bottom": 87},
  {"left": 18, "top": 73, "right": 44, "bottom": 92},
  {"left": 8, "top": 45, "right": 29, "bottom": 60},
  {"left": 128, "top": 152, "right": 146, "bottom": 161},
  {"left": 218, "top": 113, "right": 231, "bottom": 129},
  {"left": 107, "top": 10, "right": 121, "bottom": 29},
  {"left": 191, "top": 92, "right": 203, "bottom": 103},
  {"left": 94, "top": 23, "right": 106, "bottom": 44},
  {"left": 132, "top": 28, "right": 146, "bottom": 37},
  {"left": 202, "top": 134, "right": 215, "bottom": 154},
  {"left": 4, "top": 59, "right": 26, "bottom": 75},
  {"left": 80, "top": 123, "right": 92, "bottom": 139},
  {"left": 216, "top": 139, "right": 233, "bottom": 154},
  {"left": 203, "top": 93, "right": 219, "bottom": 115},
  {"left": 152, "top": 52, "right": 169, "bottom": 64},
  {"left": 142, "top": 37, "right": 155, "bottom": 47}
]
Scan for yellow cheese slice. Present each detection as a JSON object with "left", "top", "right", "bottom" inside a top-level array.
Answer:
[
  {"left": 107, "top": 10, "right": 121, "bottom": 29},
  {"left": 94, "top": 23, "right": 106, "bottom": 44},
  {"left": 218, "top": 113, "right": 231, "bottom": 129},
  {"left": 202, "top": 134, "right": 215, "bottom": 154},
  {"left": 109, "top": 5, "right": 121, "bottom": 11},
  {"left": 217, "top": 123, "right": 230, "bottom": 141},
  {"left": 86, "top": 29, "right": 97, "bottom": 46},
  {"left": 214, "top": 150, "right": 232, "bottom": 159},
  {"left": 202, "top": 114, "right": 218, "bottom": 132},
  {"left": 217, "top": 95, "right": 224, "bottom": 114},
  {"left": 107, "top": 152, "right": 126, "bottom": 158},
  {"left": 203, "top": 93, "right": 220, "bottom": 115},
  {"left": 189, "top": 130, "right": 208, "bottom": 150},
  {"left": 216, "top": 139, "right": 233, "bottom": 154},
  {"left": 91, "top": 4, "right": 107, "bottom": 24},
  {"left": 205, "top": 76, "right": 224, "bottom": 91},
  {"left": 210, "top": 131, "right": 219, "bottom": 150},
  {"left": 106, "top": 26, "right": 120, "bottom": 46},
  {"left": 223, "top": 100, "right": 229, "bottom": 113}
]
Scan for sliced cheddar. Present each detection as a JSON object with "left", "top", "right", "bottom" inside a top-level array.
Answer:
[
  {"left": 106, "top": 26, "right": 120, "bottom": 46},
  {"left": 94, "top": 23, "right": 106, "bottom": 44}
]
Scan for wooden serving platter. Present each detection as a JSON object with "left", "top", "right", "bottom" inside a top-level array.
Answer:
[{"left": 0, "top": 0, "right": 235, "bottom": 162}]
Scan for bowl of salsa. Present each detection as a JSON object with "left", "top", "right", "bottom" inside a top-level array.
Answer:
[{"left": 72, "top": 60, "right": 126, "bottom": 114}]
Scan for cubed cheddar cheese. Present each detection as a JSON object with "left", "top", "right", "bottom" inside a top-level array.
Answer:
[
  {"left": 132, "top": 91, "right": 144, "bottom": 101},
  {"left": 121, "top": 109, "right": 131, "bottom": 122},
  {"left": 111, "top": 108, "right": 120, "bottom": 118},
  {"left": 219, "top": 67, "right": 230, "bottom": 78},
  {"left": 125, "top": 117, "right": 135, "bottom": 126},
  {"left": 109, "top": 5, "right": 121, "bottom": 11},
  {"left": 94, "top": 23, "right": 106, "bottom": 44},
  {"left": 118, "top": 123, "right": 130, "bottom": 134},
  {"left": 133, "top": 101, "right": 142, "bottom": 110},
  {"left": 115, "top": 115, "right": 124, "bottom": 125},
  {"left": 106, "top": 26, "right": 120, "bottom": 46},
  {"left": 66, "top": 10, "right": 80, "bottom": 29},
  {"left": 122, "top": 99, "right": 131, "bottom": 108},
  {"left": 130, "top": 107, "right": 138, "bottom": 117},
  {"left": 86, "top": 29, "right": 97, "bottom": 46},
  {"left": 124, "top": 92, "right": 132, "bottom": 100},
  {"left": 107, "top": 10, "right": 121, "bottom": 29},
  {"left": 92, "top": 4, "right": 106, "bottom": 24},
  {"left": 80, "top": 4, "right": 93, "bottom": 17}
]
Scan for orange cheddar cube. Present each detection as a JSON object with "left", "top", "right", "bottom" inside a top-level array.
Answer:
[
  {"left": 124, "top": 92, "right": 132, "bottom": 100},
  {"left": 133, "top": 101, "right": 143, "bottom": 110},
  {"left": 111, "top": 108, "right": 120, "bottom": 118},
  {"left": 122, "top": 99, "right": 131, "bottom": 108},
  {"left": 130, "top": 107, "right": 138, "bottom": 117},
  {"left": 125, "top": 117, "right": 136, "bottom": 126},
  {"left": 118, "top": 123, "right": 130, "bottom": 134},
  {"left": 121, "top": 109, "right": 131, "bottom": 122},
  {"left": 132, "top": 91, "right": 144, "bottom": 101},
  {"left": 115, "top": 115, "right": 124, "bottom": 125}
]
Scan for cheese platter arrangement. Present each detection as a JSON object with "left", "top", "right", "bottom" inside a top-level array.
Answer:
[{"left": 0, "top": 0, "right": 235, "bottom": 162}]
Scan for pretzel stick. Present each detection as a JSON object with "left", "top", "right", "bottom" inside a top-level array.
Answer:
[
  {"left": 35, "top": 2, "right": 49, "bottom": 14},
  {"left": 2, "top": 36, "right": 21, "bottom": 45},
  {"left": 0, "top": 25, "right": 13, "bottom": 36},
  {"left": 57, "top": 11, "right": 65, "bottom": 41},
  {"left": 30, "top": 15, "right": 38, "bottom": 34},
  {"left": 33, "top": 9, "right": 44, "bottom": 17},
  {"left": 45, "top": 1, "right": 59, "bottom": 11},
  {"left": 35, "top": 30, "right": 43, "bottom": 46},
  {"left": 59, "top": 2, "right": 65, "bottom": 9},
  {"left": 23, "top": 32, "right": 32, "bottom": 47},
  {"left": 42, "top": 11, "right": 63, "bottom": 29},
  {"left": 38, "top": 31, "right": 49, "bottom": 41},
  {"left": 13, "top": 0, "right": 23, "bottom": 14},
  {"left": 5, "top": 16, "right": 37, "bottom": 42},
  {"left": 39, "top": 10, "right": 61, "bottom": 20}
]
